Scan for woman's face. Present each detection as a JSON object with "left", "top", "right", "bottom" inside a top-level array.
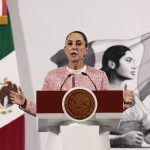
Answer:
[
  {"left": 64, "top": 33, "right": 88, "bottom": 63},
  {"left": 116, "top": 51, "right": 136, "bottom": 80}
]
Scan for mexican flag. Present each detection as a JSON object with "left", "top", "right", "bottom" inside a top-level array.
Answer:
[
  {"left": 0, "top": 1, "right": 25, "bottom": 150},
  {"left": 0, "top": 0, "right": 8, "bottom": 25}
]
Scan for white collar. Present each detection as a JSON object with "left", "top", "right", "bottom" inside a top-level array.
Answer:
[{"left": 66, "top": 65, "right": 87, "bottom": 75}]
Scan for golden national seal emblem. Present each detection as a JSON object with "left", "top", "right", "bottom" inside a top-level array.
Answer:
[{"left": 62, "top": 87, "right": 97, "bottom": 122}]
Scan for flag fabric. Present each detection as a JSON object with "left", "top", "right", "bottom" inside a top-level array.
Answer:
[
  {"left": 0, "top": 0, "right": 8, "bottom": 24},
  {"left": 0, "top": 11, "right": 13, "bottom": 59},
  {"left": 0, "top": 2, "right": 25, "bottom": 150}
]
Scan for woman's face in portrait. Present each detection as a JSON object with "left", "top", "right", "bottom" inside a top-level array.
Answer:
[
  {"left": 116, "top": 51, "right": 136, "bottom": 80},
  {"left": 64, "top": 33, "right": 88, "bottom": 63}
]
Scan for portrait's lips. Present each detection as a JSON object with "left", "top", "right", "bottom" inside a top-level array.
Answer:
[{"left": 131, "top": 71, "right": 135, "bottom": 75}]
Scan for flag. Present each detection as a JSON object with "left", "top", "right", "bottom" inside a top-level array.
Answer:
[
  {"left": 0, "top": 0, "right": 8, "bottom": 24},
  {"left": 0, "top": 2, "right": 25, "bottom": 150}
]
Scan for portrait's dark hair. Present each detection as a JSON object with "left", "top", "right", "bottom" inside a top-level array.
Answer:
[
  {"left": 101, "top": 45, "right": 131, "bottom": 79},
  {"left": 65, "top": 31, "right": 88, "bottom": 47}
]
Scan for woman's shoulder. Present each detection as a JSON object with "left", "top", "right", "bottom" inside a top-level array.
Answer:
[{"left": 46, "top": 66, "right": 67, "bottom": 76}]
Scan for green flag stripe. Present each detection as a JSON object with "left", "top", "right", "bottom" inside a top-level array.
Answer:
[{"left": 0, "top": 11, "right": 14, "bottom": 60}]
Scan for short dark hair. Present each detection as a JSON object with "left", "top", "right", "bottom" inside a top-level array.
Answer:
[
  {"left": 101, "top": 45, "right": 131, "bottom": 79},
  {"left": 65, "top": 31, "right": 88, "bottom": 47}
]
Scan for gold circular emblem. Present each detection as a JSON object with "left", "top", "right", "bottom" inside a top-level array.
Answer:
[{"left": 62, "top": 87, "right": 97, "bottom": 122}]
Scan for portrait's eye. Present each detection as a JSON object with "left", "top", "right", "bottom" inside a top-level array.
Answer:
[{"left": 125, "top": 57, "right": 132, "bottom": 63}]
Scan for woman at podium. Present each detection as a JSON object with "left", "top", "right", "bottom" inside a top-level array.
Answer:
[{"left": 9, "top": 31, "right": 134, "bottom": 150}]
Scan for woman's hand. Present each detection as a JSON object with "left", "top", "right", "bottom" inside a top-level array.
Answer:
[
  {"left": 9, "top": 87, "right": 26, "bottom": 106},
  {"left": 123, "top": 84, "right": 134, "bottom": 108}
]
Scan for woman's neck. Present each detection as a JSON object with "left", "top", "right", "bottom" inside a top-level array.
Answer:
[
  {"left": 66, "top": 65, "right": 87, "bottom": 75},
  {"left": 68, "top": 61, "right": 84, "bottom": 70}
]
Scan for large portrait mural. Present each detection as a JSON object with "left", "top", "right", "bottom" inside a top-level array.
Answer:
[{"left": 51, "top": 32, "right": 150, "bottom": 148}]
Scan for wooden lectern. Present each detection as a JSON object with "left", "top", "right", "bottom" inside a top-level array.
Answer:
[{"left": 36, "top": 88, "right": 123, "bottom": 150}]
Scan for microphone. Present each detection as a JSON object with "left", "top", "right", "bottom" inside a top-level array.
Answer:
[
  {"left": 60, "top": 74, "right": 72, "bottom": 91},
  {"left": 81, "top": 72, "right": 97, "bottom": 90}
]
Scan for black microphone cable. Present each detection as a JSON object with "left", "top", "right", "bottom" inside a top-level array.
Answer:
[
  {"left": 60, "top": 74, "right": 72, "bottom": 91},
  {"left": 81, "top": 72, "right": 97, "bottom": 90}
]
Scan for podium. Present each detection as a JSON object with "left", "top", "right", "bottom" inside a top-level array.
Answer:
[{"left": 36, "top": 88, "right": 123, "bottom": 150}]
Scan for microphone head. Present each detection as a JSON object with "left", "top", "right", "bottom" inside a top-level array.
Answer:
[
  {"left": 81, "top": 72, "right": 87, "bottom": 76},
  {"left": 68, "top": 74, "right": 72, "bottom": 77}
]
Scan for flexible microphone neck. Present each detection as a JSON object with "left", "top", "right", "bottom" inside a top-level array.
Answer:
[
  {"left": 60, "top": 74, "right": 72, "bottom": 91},
  {"left": 81, "top": 72, "right": 97, "bottom": 90}
]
